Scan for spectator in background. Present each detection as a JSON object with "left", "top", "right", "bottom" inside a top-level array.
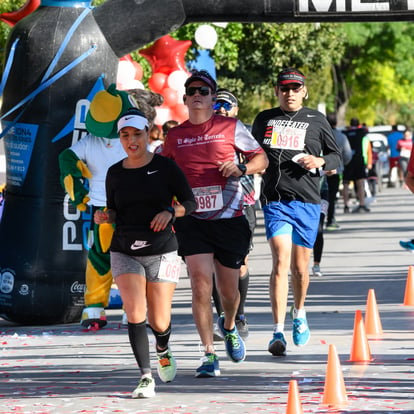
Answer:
[
  {"left": 148, "top": 124, "right": 163, "bottom": 152},
  {"left": 211, "top": 88, "right": 255, "bottom": 340},
  {"left": 311, "top": 175, "right": 329, "bottom": 277},
  {"left": 399, "top": 144, "right": 414, "bottom": 252},
  {"left": 325, "top": 113, "right": 352, "bottom": 230},
  {"left": 342, "top": 118, "right": 372, "bottom": 213},
  {"left": 397, "top": 128, "right": 413, "bottom": 180},
  {"left": 162, "top": 120, "right": 179, "bottom": 139},
  {"left": 387, "top": 124, "right": 404, "bottom": 187}
]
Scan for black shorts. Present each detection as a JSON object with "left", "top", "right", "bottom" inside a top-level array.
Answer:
[
  {"left": 343, "top": 157, "right": 367, "bottom": 182},
  {"left": 174, "top": 215, "right": 251, "bottom": 269},
  {"left": 244, "top": 204, "right": 257, "bottom": 253}
]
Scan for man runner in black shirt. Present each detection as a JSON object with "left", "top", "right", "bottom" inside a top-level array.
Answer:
[{"left": 252, "top": 68, "right": 341, "bottom": 356}]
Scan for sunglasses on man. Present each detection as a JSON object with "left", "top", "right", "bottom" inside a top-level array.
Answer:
[
  {"left": 279, "top": 85, "right": 304, "bottom": 93},
  {"left": 213, "top": 101, "right": 233, "bottom": 111},
  {"left": 185, "top": 86, "right": 211, "bottom": 96}
]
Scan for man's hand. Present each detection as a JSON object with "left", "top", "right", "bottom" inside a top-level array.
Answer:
[{"left": 217, "top": 161, "right": 244, "bottom": 177}]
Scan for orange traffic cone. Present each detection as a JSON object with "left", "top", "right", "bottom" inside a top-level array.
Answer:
[
  {"left": 321, "top": 344, "right": 348, "bottom": 408},
  {"left": 365, "top": 289, "right": 383, "bottom": 338},
  {"left": 286, "top": 379, "right": 303, "bottom": 414},
  {"left": 349, "top": 310, "right": 373, "bottom": 362},
  {"left": 403, "top": 265, "right": 414, "bottom": 306}
]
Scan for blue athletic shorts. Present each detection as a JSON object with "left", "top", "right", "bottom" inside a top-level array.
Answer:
[{"left": 262, "top": 201, "right": 320, "bottom": 248}]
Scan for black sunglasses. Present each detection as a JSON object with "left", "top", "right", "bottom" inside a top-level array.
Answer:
[
  {"left": 279, "top": 85, "right": 304, "bottom": 93},
  {"left": 186, "top": 86, "right": 211, "bottom": 96}
]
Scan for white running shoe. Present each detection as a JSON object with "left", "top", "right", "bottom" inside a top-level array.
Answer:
[
  {"left": 132, "top": 375, "right": 155, "bottom": 398},
  {"left": 312, "top": 265, "right": 323, "bottom": 277}
]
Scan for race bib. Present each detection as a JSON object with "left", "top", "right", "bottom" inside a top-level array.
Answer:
[
  {"left": 158, "top": 252, "right": 181, "bottom": 283},
  {"left": 193, "top": 185, "right": 224, "bottom": 212},
  {"left": 270, "top": 126, "right": 306, "bottom": 150}
]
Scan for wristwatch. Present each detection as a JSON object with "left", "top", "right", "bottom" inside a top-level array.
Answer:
[
  {"left": 237, "top": 164, "right": 247, "bottom": 175},
  {"left": 165, "top": 206, "right": 176, "bottom": 223}
]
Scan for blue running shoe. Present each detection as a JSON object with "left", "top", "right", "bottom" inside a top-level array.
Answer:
[
  {"left": 268, "top": 332, "right": 287, "bottom": 356},
  {"left": 195, "top": 353, "right": 220, "bottom": 378},
  {"left": 217, "top": 315, "right": 246, "bottom": 363},
  {"left": 292, "top": 317, "right": 310, "bottom": 346},
  {"left": 400, "top": 240, "right": 414, "bottom": 252}
]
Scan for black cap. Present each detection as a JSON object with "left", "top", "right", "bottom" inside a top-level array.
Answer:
[{"left": 184, "top": 69, "right": 217, "bottom": 93}]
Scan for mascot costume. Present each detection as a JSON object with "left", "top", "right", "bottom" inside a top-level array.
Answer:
[
  {"left": 58, "top": 84, "right": 162, "bottom": 329},
  {"left": 58, "top": 85, "right": 134, "bottom": 329},
  {"left": 0, "top": 0, "right": 409, "bottom": 325}
]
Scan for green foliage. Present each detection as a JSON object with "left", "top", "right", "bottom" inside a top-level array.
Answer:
[
  {"left": 1, "top": 3, "right": 414, "bottom": 127},
  {"left": 172, "top": 22, "right": 344, "bottom": 123},
  {"left": 335, "top": 22, "right": 414, "bottom": 127},
  {"left": 0, "top": 0, "right": 26, "bottom": 65}
]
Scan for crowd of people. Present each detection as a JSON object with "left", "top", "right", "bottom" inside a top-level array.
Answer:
[{"left": 58, "top": 67, "right": 414, "bottom": 399}]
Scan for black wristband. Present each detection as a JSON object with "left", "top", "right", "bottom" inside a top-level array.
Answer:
[
  {"left": 165, "top": 206, "right": 176, "bottom": 223},
  {"left": 237, "top": 164, "right": 247, "bottom": 175}
]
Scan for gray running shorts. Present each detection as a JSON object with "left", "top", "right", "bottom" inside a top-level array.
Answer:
[{"left": 110, "top": 251, "right": 181, "bottom": 283}]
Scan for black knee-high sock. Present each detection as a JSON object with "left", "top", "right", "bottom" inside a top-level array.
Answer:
[
  {"left": 212, "top": 275, "right": 223, "bottom": 316},
  {"left": 128, "top": 321, "right": 151, "bottom": 376},
  {"left": 150, "top": 323, "right": 171, "bottom": 353},
  {"left": 237, "top": 271, "right": 249, "bottom": 317}
]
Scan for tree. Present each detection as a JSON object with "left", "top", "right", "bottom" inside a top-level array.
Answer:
[
  {"left": 0, "top": 0, "right": 25, "bottom": 67},
  {"left": 3, "top": 3, "right": 414, "bottom": 126},
  {"left": 333, "top": 22, "right": 414, "bottom": 127},
  {"left": 173, "top": 22, "right": 344, "bottom": 123}
]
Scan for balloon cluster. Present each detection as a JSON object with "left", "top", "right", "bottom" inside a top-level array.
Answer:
[
  {"left": 140, "top": 35, "right": 192, "bottom": 126},
  {"left": 116, "top": 54, "right": 144, "bottom": 91}
]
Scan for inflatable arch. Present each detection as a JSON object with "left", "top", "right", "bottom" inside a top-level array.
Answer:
[{"left": 0, "top": 0, "right": 413, "bottom": 324}]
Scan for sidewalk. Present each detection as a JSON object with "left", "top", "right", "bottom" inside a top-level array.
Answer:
[{"left": 1, "top": 186, "right": 414, "bottom": 413}]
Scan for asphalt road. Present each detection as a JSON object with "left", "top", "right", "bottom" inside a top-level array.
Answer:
[{"left": 1, "top": 185, "right": 414, "bottom": 413}]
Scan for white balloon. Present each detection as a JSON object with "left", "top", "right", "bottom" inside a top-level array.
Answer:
[
  {"left": 154, "top": 106, "right": 173, "bottom": 126},
  {"left": 117, "top": 60, "right": 135, "bottom": 85},
  {"left": 168, "top": 70, "right": 189, "bottom": 91},
  {"left": 195, "top": 25, "right": 218, "bottom": 50},
  {"left": 117, "top": 79, "right": 144, "bottom": 91}
]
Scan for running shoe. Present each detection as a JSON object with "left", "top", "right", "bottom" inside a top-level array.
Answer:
[
  {"left": 132, "top": 376, "right": 155, "bottom": 398},
  {"left": 195, "top": 353, "right": 220, "bottom": 378},
  {"left": 156, "top": 348, "right": 177, "bottom": 383},
  {"left": 213, "top": 322, "right": 224, "bottom": 341},
  {"left": 312, "top": 265, "right": 323, "bottom": 277},
  {"left": 399, "top": 240, "right": 414, "bottom": 252},
  {"left": 352, "top": 205, "right": 370, "bottom": 213},
  {"left": 217, "top": 315, "right": 246, "bottom": 363},
  {"left": 235, "top": 315, "right": 249, "bottom": 340},
  {"left": 268, "top": 332, "right": 287, "bottom": 356},
  {"left": 292, "top": 317, "right": 310, "bottom": 347},
  {"left": 326, "top": 222, "right": 340, "bottom": 231},
  {"left": 80, "top": 306, "right": 107, "bottom": 328}
]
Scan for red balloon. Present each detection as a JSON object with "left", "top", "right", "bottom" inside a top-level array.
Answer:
[
  {"left": 132, "top": 61, "right": 143, "bottom": 81},
  {"left": 161, "top": 87, "right": 178, "bottom": 107},
  {"left": 0, "top": 0, "right": 40, "bottom": 27},
  {"left": 171, "top": 103, "right": 188, "bottom": 123},
  {"left": 139, "top": 35, "right": 192, "bottom": 76},
  {"left": 148, "top": 72, "right": 168, "bottom": 93}
]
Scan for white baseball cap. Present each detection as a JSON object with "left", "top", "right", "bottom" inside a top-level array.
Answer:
[{"left": 117, "top": 109, "right": 149, "bottom": 132}]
